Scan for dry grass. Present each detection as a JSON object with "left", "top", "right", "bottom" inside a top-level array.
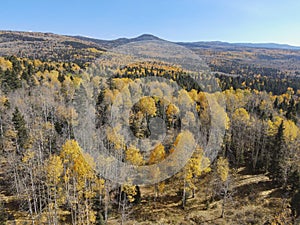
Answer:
[
  {"left": 109, "top": 168, "right": 292, "bottom": 224},
  {"left": 1, "top": 155, "right": 293, "bottom": 225}
]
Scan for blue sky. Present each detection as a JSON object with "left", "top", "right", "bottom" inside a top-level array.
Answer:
[{"left": 1, "top": 0, "right": 300, "bottom": 45}]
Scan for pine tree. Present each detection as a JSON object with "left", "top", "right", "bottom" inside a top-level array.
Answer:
[
  {"left": 291, "top": 190, "right": 300, "bottom": 219},
  {"left": 12, "top": 107, "right": 28, "bottom": 149},
  {"left": 271, "top": 120, "right": 287, "bottom": 184},
  {"left": 2, "top": 69, "right": 21, "bottom": 92}
]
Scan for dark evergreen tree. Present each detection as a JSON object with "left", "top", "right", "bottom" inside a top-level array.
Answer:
[
  {"left": 273, "top": 97, "right": 279, "bottom": 108},
  {"left": 2, "top": 69, "right": 21, "bottom": 92},
  {"left": 12, "top": 107, "right": 28, "bottom": 149},
  {"left": 288, "top": 169, "right": 300, "bottom": 192},
  {"left": 291, "top": 190, "right": 300, "bottom": 219},
  {"left": 270, "top": 120, "right": 287, "bottom": 184},
  {"left": 286, "top": 98, "right": 297, "bottom": 123}
]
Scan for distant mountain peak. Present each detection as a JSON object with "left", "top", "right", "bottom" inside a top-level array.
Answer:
[{"left": 133, "top": 34, "right": 162, "bottom": 41}]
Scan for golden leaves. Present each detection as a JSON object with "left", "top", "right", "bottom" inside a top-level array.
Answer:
[
  {"left": 60, "top": 140, "right": 96, "bottom": 190},
  {"left": 106, "top": 126, "right": 125, "bottom": 151},
  {"left": 267, "top": 116, "right": 299, "bottom": 141},
  {"left": 46, "top": 155, "right": 63, "bottom": 186},
  {"left": 166, "top": 103, "right": 179, "bottom": 117},
  {"left": 125, "top": 145, "right": 144, "bottom": 166},
  {"left": 217, "top": 157, "right": 229, "bottom": 182},
  {"left": 21, "top": 150, "right": 35, "bottom": 163},
  {"left": 137, "top": 96, "right": 157, "bottom": 116},
  {"left": 0, "top": 57, "right": 12, "bottom": 70},
  {"left": 111, "top": 78, "right": 132, "bottom": 91},
  {"left": 184, "top": 147, "right": 211, "bottom": 188},
  {"left": 122, "top": 184, "right": 137, "bottom": 202},
  {"left": 232, "top": 107, "right": 250, "bottom": 122},
  {"left": 149, "top": 143, "right": 165, "bottom": 165}
]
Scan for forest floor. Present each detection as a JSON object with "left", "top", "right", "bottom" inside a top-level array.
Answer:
[
  {"left": 0, "top": 163, "right": 293, "bottom": 225},
  {"left": 107, "top": 167, "right": 292, "bottom": 225}
]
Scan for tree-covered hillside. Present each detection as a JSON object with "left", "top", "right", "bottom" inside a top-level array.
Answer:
[{"left": 0, "top": 53, "right": 299, "bottom": 224}]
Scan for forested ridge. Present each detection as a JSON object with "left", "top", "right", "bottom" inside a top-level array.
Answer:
[{"left": 0, "top": 52, "right": 299, "bottom": 225}]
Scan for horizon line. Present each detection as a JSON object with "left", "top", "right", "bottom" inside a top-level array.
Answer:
[{"left": 1, "top": 29, "right": 300, "bottom": 48}]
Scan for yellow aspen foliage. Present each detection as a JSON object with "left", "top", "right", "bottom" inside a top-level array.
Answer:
[
  {"left": 166, "top": 103, "right": 179, "bottom": 117},
  {"left": 60, "top": 140, "right": 97, "bottom": 195},
  {"left": 196, "top": 147, "right": 211, "bottom": 173},
  {"left": 170, "top": 131, "right": 186, "bottom": 154},
  {"left": 44, "top": 70, "right": 60, "bottom": 88},
  {"left": 137, "top": 96, "right": 157, "bottom": 116},
  {"left": 198, "top": 92, "right": 208, "bottom": 106},
  {"left": 3, "top": 129, "right": 17, "bottom": 152},
  {"left": 267, "top": 116, "right": 283, "bottom": 136},
  {"left": 125, "top": 145, "right": 144, "bottom": 166},
  {"left": 87, "top": 47, "right": 102, "bottom": 53},
  {"left": 71, "top": 63, "right": 81, "bottom": 71},
  {"left": 207, "top": 94, "right": 230, "bottom": 130},
  {"left": 150, "top": 87, "right": 163, "bottom": 98},
  {"left": 178, "top": 89, "right": 193, "bottom": 108},
  {"left": 46, "top": 155, "right": 64, "bottom": 186},
  {"left": 56, "top": 105, "right": 78, "bottom": 125},
  {"left": 283, "top": 120, "right": 298, "bottom": 141},
  {"left": 188, "top": 89, "right": 199, "bottom": 102},
  {"left": 267, "top": 116, "right": 298, "bottom": 141},
  {"left": 33, "top": 59, "right": 42, "bottom": 67},
  {"left": 232, "top": 107, "right": 250, "bottom": 122},
  {"left": 267, "top": 119, "right": 277, "bottom": 135},
  {"left": 62, "top": 75, "right": 74, "bottom": 89},
  {"left": 184, "top": 147, "right": 211, "bottom": 184},
  {"left": 103, "top": 89, "right": 116, "bottom": 105},
  {"left": 60, "top": 140, "right": 93, "bottom": 177},
  {"left": 86, "top": 205, "right": 97, "bottom": 224},
  {"left": 60, "top": 139, "right": 82, "bottom": 163},
  {"left": 196, "top": 92, "right": 209, "bottom": 113},
  {"left": 81, "top": 152, "right": 96, "bottom": 178},
  {"left": 91, "top": 76, "right": 101, "bottom": 88},
  {"left": 225, "top": 114, "right": 230, "bottom": 130},
  {"left": 4, "top": 128, "right": 17, "bottom": 139},
  {"left": 73, "top": 154, "right": 93, "bottom": 179},
  {"left": 121, "top": 86, "right": 132, "bottom": 109},
  {"left": 106, "top": 126, "right": 125, "bottom": 151},
  {"left": 112, "top": 78, "right": 132, "bottom": 91},
  {"left": 22, "top": 150, "right": 35, "bottom": 163},
  {"left": 0, "top": 57, "right": 12, "bottom": 70},
  {"left": 276, "top": 95, "right": 284, "bottom": 105},
  {"left": 217, "top": 157, "right": 229, "bottom": 182},
  {"left": 122, "top": 184, "right": 137, "bottom": 202},
  {"left": 224, "top": 89, "right": 247, "bottom": 112},
  {"left": 158, "top": 182, "right": 165, "bottom": 193},
  {"left": 185, "top": 159, "right": 199, "bottom": 181},
  {"left": 94, "top": 177, "right": 105, "bottom": 193},
  {"left": 34, "top": 70, "right": 44, "bottom": 81},
  {"left": 0, "top": 95, "right": 8, "bottom": 110},
  {"left": 286, "top": 87, "right": 294, "bottom": 96},
  {"left": 129, "top": 110, "right": 145, "bottom": 137},
  {"left": 149, "top": 143, "right": 166, "bottom": 165},
  {"left": 170, "top": 131, "right": 196, "bottom": 169},
  {"left": 259, "top": 100, "right": 270, "bottom": 111},
  {"left": 72, "top": 76, "right": 82, "bottom": 88},
  {"left": 42, "top": 121, "right": 55, "bottom": 131}
]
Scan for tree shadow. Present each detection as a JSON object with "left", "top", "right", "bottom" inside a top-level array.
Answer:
[
  {"left": 234, "top": 180, "right": 275, "bottom": 199},
  {"left": 268, "top": 188, "right": 286, "bottom": 198}
]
